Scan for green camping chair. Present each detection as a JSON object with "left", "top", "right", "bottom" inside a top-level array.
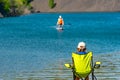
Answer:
[{"left": 65, "top": 52, "right": 100, "bottom": 80}]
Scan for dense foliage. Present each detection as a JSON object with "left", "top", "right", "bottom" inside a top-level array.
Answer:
[{"left": 0, "top": 0, "right": 33, "bottom": 17}]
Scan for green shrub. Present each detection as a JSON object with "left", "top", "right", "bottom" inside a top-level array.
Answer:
[
  {"left": 49, "top": 0, "right": 56, "bottom": 9},
  {"left": 0, "top": 0, "right": 10, "bottom": 17},
  {"left": 0, "top": 0, "right": 34, "bottom": 17}
]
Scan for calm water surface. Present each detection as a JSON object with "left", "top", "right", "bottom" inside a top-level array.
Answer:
[{"left": 0, "top": 12, "right": 120, "bottom": 80}]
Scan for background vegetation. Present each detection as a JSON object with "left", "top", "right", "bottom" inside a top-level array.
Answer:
[
  {"left": 48, "top": 0, "right": 56, "bottom": 9},
  {"left": 0, "top": 0, "right": 33, "bottom": 17}
]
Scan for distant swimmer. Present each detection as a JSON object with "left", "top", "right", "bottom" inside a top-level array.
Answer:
[{"left": 57, "top": 15, "right": 64, "bottom": 29}]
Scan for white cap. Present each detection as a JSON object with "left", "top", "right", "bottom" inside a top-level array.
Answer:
[
  {"left": 77, "top": 42, "right": 86, "bottom": 48},
  {"left": 59, "top": 15, "right": 62, "bottom": 18}
]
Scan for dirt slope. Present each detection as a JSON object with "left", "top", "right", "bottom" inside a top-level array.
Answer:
[{"left": 31, "top": 0, "right": 120, "bottom": 12}]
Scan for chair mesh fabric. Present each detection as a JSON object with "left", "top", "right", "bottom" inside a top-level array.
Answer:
[{"left": 72, "top": 52, "right": 92, "bottom": 78}]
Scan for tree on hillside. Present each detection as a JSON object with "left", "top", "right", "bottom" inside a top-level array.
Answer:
[
  {"left": 0, "top": 0, "right": 10, "bottom": 17},
  {"left": 48, "top": 0, "right": 56, "bottom": 9},
  {"left": 0, "top": 0, "right": 34, "bottom": 17},
  {"left": 26, "top": 0, "right": 34, "bottom": 4}
]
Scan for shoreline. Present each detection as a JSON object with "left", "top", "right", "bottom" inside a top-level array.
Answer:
[
  {"left": 1, "top": 11, "right": 120, "bottom": 18},
  {"left": 1, "top": 10, "right": 120, "bottom": 18}
]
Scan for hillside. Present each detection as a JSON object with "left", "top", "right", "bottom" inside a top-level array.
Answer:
[
  {"left": 31, "top": 0, "right": 120, "bottom": 12},
  {"left": 0, "top": 0, "right": 120, "bottom": 17}
]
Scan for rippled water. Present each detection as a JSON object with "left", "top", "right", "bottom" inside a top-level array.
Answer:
[{"left": 0, "top": 12, "right": 120, "bottom": 80}]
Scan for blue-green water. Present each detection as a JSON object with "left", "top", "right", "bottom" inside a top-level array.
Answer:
[{"left": 0, "top": 12, "right": 120, "bottom": 80}]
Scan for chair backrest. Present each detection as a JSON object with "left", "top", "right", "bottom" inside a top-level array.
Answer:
[{"left": 72, "top": 52, "right": 93, "bottom": 78}]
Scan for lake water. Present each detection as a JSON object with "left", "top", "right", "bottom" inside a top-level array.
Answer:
[{"left": 0, "top": 12, "right": 120, "bottom": 80}]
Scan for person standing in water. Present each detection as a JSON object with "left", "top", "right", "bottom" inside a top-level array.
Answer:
[{"left": 57, "top": 15, "right": 64, "bottom": 28}]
